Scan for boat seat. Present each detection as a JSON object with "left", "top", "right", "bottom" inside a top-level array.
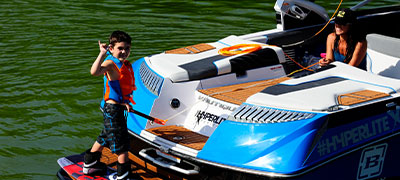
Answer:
[
  {"left": 179, "top": 47, "right": 283, "bottom": 80},
  {"left": 148, "top": 35, "right": 286, "bottom": 82},
  {"left": 366, "top": 33, "right": 400, "bottom": 79}
]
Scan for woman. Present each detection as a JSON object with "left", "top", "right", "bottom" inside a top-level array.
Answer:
[{"left": 319, "top": 8, "right": 367, "bottom": 70}]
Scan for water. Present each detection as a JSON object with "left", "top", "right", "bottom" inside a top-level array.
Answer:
[{"left": 0, "top": 0, "right": 398, "bottom": 179}]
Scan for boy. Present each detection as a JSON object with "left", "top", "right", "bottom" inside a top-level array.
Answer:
[{"left": 84, "top": 30, "right": 136, "bottom": 180}]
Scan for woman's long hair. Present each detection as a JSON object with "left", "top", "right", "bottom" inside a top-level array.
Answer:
[{"left": 333, "top": 21, "right": 366, "bottom": 63}]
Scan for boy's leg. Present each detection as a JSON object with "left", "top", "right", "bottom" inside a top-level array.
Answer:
[
  {"left": 118, "top": 151, "right": 128, "bottom": 164},
  {"left": 109, "top": 152, "right": 132, "bottom": 180},
  {"left": 116, "top": 152, "right": 131, "bottom": 179},
  {"left": 90, "top": 141, "right": 104, "bottom": 152},
  {"left": 83, "top": 141, "right": 107, "bottom": 175},
  {"left": 83, "top": 102, "right": 115, "bottom": 175}
]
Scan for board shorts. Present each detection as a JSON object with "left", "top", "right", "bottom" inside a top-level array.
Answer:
[{"left": 96, "top": 103, "right": 130, "bottom": 154}]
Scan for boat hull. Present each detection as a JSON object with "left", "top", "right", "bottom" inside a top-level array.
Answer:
[{"left": 129, "top": 127, "right": 400, "bottom": 179}]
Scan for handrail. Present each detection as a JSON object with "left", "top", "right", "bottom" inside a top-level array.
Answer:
[{"left": 351, "top": 0, "right": 372, "bottom": 11}]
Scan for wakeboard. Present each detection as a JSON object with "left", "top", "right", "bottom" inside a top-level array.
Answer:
[{"left": 57, "top": 153, "right": 117, "bottom": 180}]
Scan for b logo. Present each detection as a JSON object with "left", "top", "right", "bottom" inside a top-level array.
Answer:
[{"left": 357, "top": 143, "right": 387, "bottom": 180}]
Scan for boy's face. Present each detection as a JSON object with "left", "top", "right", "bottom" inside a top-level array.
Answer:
[{"left": 110, "top": 42, "right": 131, "bottom": 61}]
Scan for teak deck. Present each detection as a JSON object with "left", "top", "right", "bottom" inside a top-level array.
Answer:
[
  {"left": 198, "top": 77, "right": 291, "bottom": 105},
  {"left": 338, "top": 89, "right": 389, "bottom": 106},
  {"left": 146, "top": 125, "right": 209, "bottom": 150},
  {"left": 165, "top": 43, "right": 215, "bottom": 54}
]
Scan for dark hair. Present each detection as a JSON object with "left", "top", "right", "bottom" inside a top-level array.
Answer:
[
  {"left": 333, "top": 9, "right": 366, "bottom": 63},
  {"left": 109, "top": 30, "right": 132, "bottom": 46}
]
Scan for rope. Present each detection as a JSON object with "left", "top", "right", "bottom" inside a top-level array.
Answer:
[
  {"left": 287, "top": 61, "right": 320, "bottom": 76},
  {"left": 282, "top": 0, "right": 344, "bottom": 48},
  {"left": 283, "top": 0, "right": 344, "bottom": 75},
  {"left": 311, "top": 0, "right": 344, "bottom": 39}
]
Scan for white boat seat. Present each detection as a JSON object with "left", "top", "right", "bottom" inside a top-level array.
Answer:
[
  {"left": 147, "top": 35, "right": 286, "bottom": 82},
  {"left": 180, "top": 47, "right": 282, "bottom": 80},
  {"left": 366, "top": 33, "right": 400, "bottom": 79}
]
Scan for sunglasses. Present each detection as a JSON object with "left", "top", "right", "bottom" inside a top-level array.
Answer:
[{"left": 335, "top": 21, "right": 350, "bottom": 26}]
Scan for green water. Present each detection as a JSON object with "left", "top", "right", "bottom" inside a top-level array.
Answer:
[{"left": 0, "top": 0, "right": 398, "bottom": 179}]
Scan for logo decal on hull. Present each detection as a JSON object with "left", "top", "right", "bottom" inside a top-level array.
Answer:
[
  {"left": 317, "top": 108, "right": 400, "bottom": 156},
  {"left": 357, "top": 143, "right": 387, "bottom": 180},
  {"left": 195, "top": 110, "right": 226, "bottom": 125}
]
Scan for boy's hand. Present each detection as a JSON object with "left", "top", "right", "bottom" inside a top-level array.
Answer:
[
  {"left": 123, "top": 103, "right": 132, "bottom": 113},
  {"left": 98, "top": 40, "right": 108, "bottom": 55},
  {"left": 91, "top": 41, "right": 109, "bottom": 76}
]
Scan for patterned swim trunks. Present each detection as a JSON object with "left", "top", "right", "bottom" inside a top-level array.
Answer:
[{"left": 96, "top": 103, "right": 130, "bottom": 154}]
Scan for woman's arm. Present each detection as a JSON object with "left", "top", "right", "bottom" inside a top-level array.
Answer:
[
  {"left": 319, "top": 33, "right": 336, "bottom": 66},
  {"left": 347, "top": 40, "right": 367, "bottom": 67}
]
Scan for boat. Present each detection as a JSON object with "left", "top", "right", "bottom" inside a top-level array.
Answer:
[{"left": 58, "top": 0, "right": 400, "bottom": 179}]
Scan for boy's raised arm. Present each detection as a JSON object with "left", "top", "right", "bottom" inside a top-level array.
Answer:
[{"left": 90, "top": 40, "right": 109, "bottom": 76}]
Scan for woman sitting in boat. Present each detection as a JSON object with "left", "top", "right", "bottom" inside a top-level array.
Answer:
[{"left": 319, "top": 8, "right": 367, "bottom": 70}]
